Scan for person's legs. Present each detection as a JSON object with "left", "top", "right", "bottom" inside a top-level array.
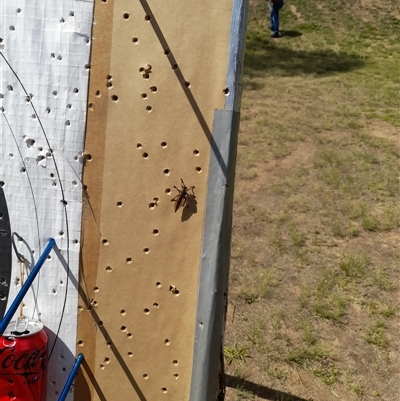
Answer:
[{"left": 270, "top": 2, "right": 284, "bottom": 37}]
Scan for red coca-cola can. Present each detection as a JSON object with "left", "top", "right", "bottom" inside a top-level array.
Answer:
[{"left": 0, "top": 320, "right": 48, "bottom": 401}]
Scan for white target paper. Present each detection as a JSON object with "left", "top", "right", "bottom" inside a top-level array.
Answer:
[{"left": 0, "top": 1, "right": 93, "bottom": 399}]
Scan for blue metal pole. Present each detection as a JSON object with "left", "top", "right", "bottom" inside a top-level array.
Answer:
[
  {"left": 0, "top": 238, "right": 56, "bottom": 336},
  {"left": 58, "top": 354, "right": 84, "bottom": 401}
]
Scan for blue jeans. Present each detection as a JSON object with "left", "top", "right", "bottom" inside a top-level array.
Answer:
[{"left": 270, "top": 1, "right": 284, "bottom": 35}]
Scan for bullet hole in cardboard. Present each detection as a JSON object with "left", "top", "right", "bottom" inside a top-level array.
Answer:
[
  {"left": 60, "top": 200, "right": 67, "bottom": 206},
  {"left": 104, "top": 357, "right": 110, "bottom": 364},
  {"left": 123, "top": 13, "right": 130, "bottom": 19},
  {"left": 94, "top": 287, "right": 99, "bottom": 293},
  {"left": 173, "top": 373, "right": 179, "bottom": 380},
  {"left": 172, "top": 360, "right": 178, "bottom": 366},
  {"left": 144, "top": 308, "right": 150, "bottom": 315},
  {"left": 105, "top": 266, "right": 112, "bottom": 272},
  {"left": 161, "top": 388, "right": 168, "bottom": 393},
  {"left": 106, "top": 82, "right": 113, "bottom": 88},
  {"left": 165, "top": 188, "right": 171, "bottom": 195},
  {"left": 152, "top": 229, "right": 159, "bottom": 236},
  {"left": 60, "top": 18, "right": 65, "bottom": 23},
  {"left": 0, "top": 182, "right": 4, "bottom": 188},
  {"left": 169, "top": 285, "right": 180, "bottom": 296},
  {"left": 172, "top": 64, "right": 178, "bottom": 70},
  {"left": 51, "top": 53, "right": 55, "bottom": 58},
  {"left": 142, "top": 152, "right": 148, "bottom": 159},
  {"left": 143, "top": 73, "right": 149, "bottom": 79},
  {"left": 144, "top": 15, "right": 151, "bottom": 21},
  {"left": 120, "top": 310, "right": 126, "bottom": 316},
  {"left": 143, "top": 248, "right": 149, "bottom": 254},
  {"left": 66, "top": 104, "right": 72, "bottom": 109},
  {"left": 17, "top": 8, "right": 22, "bottom": 13},
  {"left": 57, "top": 55, "right": 62, "bottom": 61},
  {"left": 126, "top": 258, "right": 132, "bottom": 264},
  {"left": 132, "top": 37, "right": 138, "bottom": 43},
  {"left": 52, "top": 289, "right": 57, "bottom": 294},
  {"left": 141, "top": 93, "right": 147, "bottom": 99},
  {"left": 59, "top": 230, "right": 64, "bottom": 236},
  {"left": 117, "top": 201, "right": 123, "bottom": 207},
  {"left": 163, "top": 169, "right": 170, "bottom": 176},
  {"left": 95, "top": 90, "right": 101, "bottom": 97},
  {"left": 149, "top": 202, "right": 156, "bottom": 210},
  {"left": 85, "top": 64, "right": 91, "bottom": 70},
  {"left": 102, "top": 239, "right": 109, "bottom": 246},
  {"left": 161, "top": 142, "right": 167, "bottom": 148},
  {"left": 128, "top": 352, "right": 133, "bottom": 357},
  {"left": 52, "top": 91, "right": 57, "bottom": 96},
  {"left": 100, "top": 364, "right": 105, "bottom": 370},
  {"left": 193, "top": 149, "right": 200, "bottom": 156},
  {"left": 153, "top": 303, "right": 159, "bottom": 309},
  {"left": 127, "top": 333, "right": 133, "bottom": 338},
  {"left": 10, "top": 26, "right": 15, "bottom": 31},
  {"left": 196, "top": 167, "right": 202, "bottom": 173},
  {"left": 164, "top": 49, "right": 170, "bottom": 55},
  {"left": 164, "top": 339, "right": 170, "bottom": 346},
  {"left": 106, "top": 342, "right": 112, "bottom": 348},
  {"left": 77, "top": 340, "right": 84, "bottom": 346},
  {"left": 65, "top": 120, "right": 70, "bottom": 126},
  {"left": 32, "top": 114, "right": 37, "bottom": 119},
  {"left": 102, "top": 0, "right": 107, "bottom": 2},
  {"left": 85, "top": 154, "right": 92, "bottom": 161},
  {"left": 156, "top": 282, "right": 162, "bottom": 288},
  {"left": 150, "top": 86, "right": 157, "bottom": 93},
  {"left": 70, "top": 11, "right": 74, "bottom": 17},
  {"left": 85, "top": 38, "right": 90, "bottom": 44},
  {"left": 146, "top": 106, "right": 152, "bottom": 112},
  {"left": 143, "top": 374, "right": 149, "bottom": 380},
  {"left": 106, "top": 74, "right": 112, "bottom": 80},
  {"left": 98, "top": 321, "right": 103, "bottom": 327},
  {"left": 185, "top": 81, "right": 191, "bottom": 88},
  {"left": 223, "top": 87, "right": 230, "bottom": 95},
  {"left": 88, "top": 103, "right": 94, "bottom": 110},
  {"left": 7, "top": 85, "right": 13, "bottom": 91},
  {"left": 137, "top": 143, "right": 142, "bottom": 149},
  {"left": 121, "top": 326, "right": 127, "bottom": 332},
  {"left": 111, "top": 95, "right": 118, "bottom": 101},
  {"left": 46, "top": 107, "right": 51, "bottom": 114}
]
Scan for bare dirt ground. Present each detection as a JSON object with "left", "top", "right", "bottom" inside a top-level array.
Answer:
[{"left": 224, "top": 1, "right": 399, "bottom": 400}]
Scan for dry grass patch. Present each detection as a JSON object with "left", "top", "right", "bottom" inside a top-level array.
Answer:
[{"left": 225, "top": 1, "right": 400, "bottom": 400}]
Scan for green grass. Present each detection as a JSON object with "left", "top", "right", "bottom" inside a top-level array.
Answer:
[{"left": 225, "top": 1, "right": 400, "bottom": 400}]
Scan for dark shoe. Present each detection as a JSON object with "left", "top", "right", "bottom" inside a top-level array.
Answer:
[{"left": 271, "top": 32, "right": 280, "bottom": 38}]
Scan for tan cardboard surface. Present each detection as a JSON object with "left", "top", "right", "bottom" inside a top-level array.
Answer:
[{"left": 77, "top": 1, "right": 233, "bottom": 399}]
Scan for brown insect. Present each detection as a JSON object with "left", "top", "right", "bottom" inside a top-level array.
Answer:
[{"left": 171, "top": 179, "right": 195, "bottom": 213}]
